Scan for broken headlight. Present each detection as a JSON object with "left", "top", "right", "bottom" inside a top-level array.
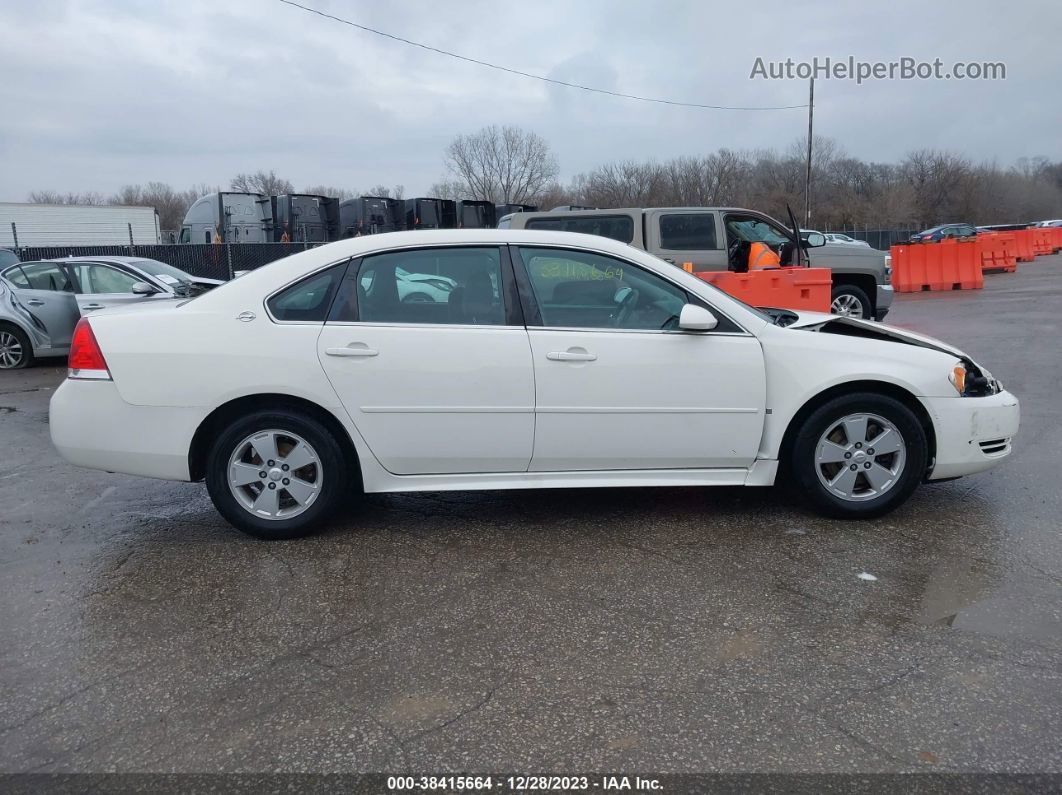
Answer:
[{"left": 950, "top": 360, "right": 1001, "bottom": 396}]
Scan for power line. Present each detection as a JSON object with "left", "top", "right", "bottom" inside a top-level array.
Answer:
[{"left": 276, "top": 0, "right": 808, "bottom": 112}]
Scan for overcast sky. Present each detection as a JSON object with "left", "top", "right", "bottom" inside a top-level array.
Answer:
[{"left": 2, "top": 0, "right": 1060, "bottom": 201}]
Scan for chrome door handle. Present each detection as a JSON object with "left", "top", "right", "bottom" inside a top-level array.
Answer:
[
  {"left": 326, "top": 346, "right": 378, "bottom": 357},
  {"left": 546, "top": 351, "right": 597, "bottom": 362},
  {"left": 27, "top": 299, "right": 45, "bottom": 306},
  {"left": 662, "top": 257, "right": 676, "bottom": 264}
]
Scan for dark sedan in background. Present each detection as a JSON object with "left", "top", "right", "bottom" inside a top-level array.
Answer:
[{"left": 910, "top": 223, "right": 979, "bottom": 242}]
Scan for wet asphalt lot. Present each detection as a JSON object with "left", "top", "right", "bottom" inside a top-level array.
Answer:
[{"left": 1, "top": 257, "right": 1060, "bottom": 775}]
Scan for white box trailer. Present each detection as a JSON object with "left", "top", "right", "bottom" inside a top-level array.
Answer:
[{"left": 0, "top": 203, "right": 161, "bottom": 247}]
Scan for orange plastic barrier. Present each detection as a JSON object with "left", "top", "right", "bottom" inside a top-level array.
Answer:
[
  {"left": 1032, "top": 227, "right": 1062, "bottom": 256},
  {"left": 889, "top": 240, "right": 984, "bottom": 293},
  {"left": 1049, "top": 227, "right": 1062, "bottom": 252},
  {"left": 977, "top": 232, "right": 1017, "bottom": 273},
  {"left": 1032, "top": 229, "right": 1052, "bottom": 256},
  {"left": 1044, "top": 227, "right": 1062, "bottom": 253},
  {"left": 694, "top": 267, "right": 832, "bottom": 312},
  {"left": 1011, "top": 228, "right": 1036, "bottom": 262}
]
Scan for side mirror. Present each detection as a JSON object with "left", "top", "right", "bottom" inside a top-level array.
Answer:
[
  {"left": 131, "top": 281, "right": 159, "bottom": 296},
  {"left": 805, "top": 232, "right": 826, "bottom": 247},
  {"left": 678, "top": 303, "right": 718, "bottom": 331}
]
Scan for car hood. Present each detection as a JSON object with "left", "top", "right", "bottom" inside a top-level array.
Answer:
[{"left": 784, "top": 311, "right": 967, "bottom": 359}]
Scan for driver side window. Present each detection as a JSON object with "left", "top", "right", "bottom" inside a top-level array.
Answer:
[
  {"left": 517, "top": 247, "right": 687, "bottom": 331},
  {"left": 71, "top": 263, "right": 141, "bottom": 294}
]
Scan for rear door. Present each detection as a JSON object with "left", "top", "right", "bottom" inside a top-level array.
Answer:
[
  {"left": 317, "top": 245, "right": 535, "bottom": 475},
  {"left": 1, "top": 261, "right": 80, "bottom": 347},
  {"left": 644, "top": 209, "right": 727, "bottom": 271}
]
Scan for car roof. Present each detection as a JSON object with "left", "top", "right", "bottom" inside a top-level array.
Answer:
[{"left": 45, "top": 255, "right": 148, "bottom": 264}]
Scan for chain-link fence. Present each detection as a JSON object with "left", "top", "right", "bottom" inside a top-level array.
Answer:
[
  {"left": 10, "top": 242, "right": 326, "bottom": 281},
  {"left": 822, "top": 226, "right": 920, "bottom": 250}
]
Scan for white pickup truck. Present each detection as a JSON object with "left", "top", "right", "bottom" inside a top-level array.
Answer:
[{"left": 500, "top": 207, "right": 893, "bottom": 320}]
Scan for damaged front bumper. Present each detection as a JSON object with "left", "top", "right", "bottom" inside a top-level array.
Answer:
[{"left": 921, "top": 390, "right": 1020, "bottom": 480}]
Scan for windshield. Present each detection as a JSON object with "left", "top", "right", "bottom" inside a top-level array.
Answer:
[
  {"left": 130, "top": 259, "right": 196, "bottom": 284},
  {"left": 727, "top": 219, "right": 789, "bottom": 246}
]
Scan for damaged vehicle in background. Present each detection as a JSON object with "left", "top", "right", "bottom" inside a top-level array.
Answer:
[
  {"left": 49, "top": 229, "right": 1019, "bottom": 539},
  {"left": 0, "top": 256, "right": 219, "bottom": 369}
]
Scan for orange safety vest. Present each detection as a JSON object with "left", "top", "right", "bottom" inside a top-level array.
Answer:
[{"left": 748, "top": 241, "right": 781, "bottom": 270}]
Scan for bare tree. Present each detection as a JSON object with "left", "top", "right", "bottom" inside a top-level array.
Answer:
[
  {"left": 230, "top": 170, "right": 294, "bottom": 195},
  {"left": 444, "top": 125, "right": 559, "bottom": 204},
  {"left": 302, "top": 185, "right": 356, "bottom": 199},
  {"left": 110, "top": 182, "right": 203, "bottom": 233},
  {"left": 428, "top": 180, "right": 467, "bottom": 201},
  {"left": 27, "top": 190, "right": 107, "bottom": 205},
  {"left": 366, "top": 184, "right": 405, "bottom": 200}
]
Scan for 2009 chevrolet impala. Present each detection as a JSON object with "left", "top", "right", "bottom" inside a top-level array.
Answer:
[{"left": 49, "top": 230, "right": 1020, "bottom": 539}]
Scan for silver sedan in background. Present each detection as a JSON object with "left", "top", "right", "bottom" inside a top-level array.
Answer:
[{"left": 0, "top": 256, "right": 220, "bottom": 369}]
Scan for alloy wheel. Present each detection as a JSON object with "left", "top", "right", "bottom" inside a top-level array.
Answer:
[
  {"left": 0, "top": 331, "right": 24, "bottom": 369},
  {"left": 227, "top": 429, "right": 322, "bottom": 520},
  {"left": 831, "top": 293, "right": 865, "bottom": 318},
  {"left": 814, "top": 413, "right": 906, "bottom": 502}
]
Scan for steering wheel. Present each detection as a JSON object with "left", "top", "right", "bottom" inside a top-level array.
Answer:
[{"left": 613, "top": 287, "right": 640, "bottom": 328}]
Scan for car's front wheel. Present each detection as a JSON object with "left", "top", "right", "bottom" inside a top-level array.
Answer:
[
  {"left": 205, "top": 409, "right": 349, "bottom": 539},
  {"left": 790, "top": 393, "right": 927, "bottom": 518},
  {"left": 830, "top": 284, "right": 872, "bottom": 319},
  {"left": 0, "top": 325, "right": 33, "bottom": 370}
]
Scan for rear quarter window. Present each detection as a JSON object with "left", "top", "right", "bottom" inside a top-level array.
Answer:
[
  {"left": 267, "top": 263, "right": 346, "bottom": 322},
  {"left": 525, "top": 215, "right": 634, "bottom": 244}
]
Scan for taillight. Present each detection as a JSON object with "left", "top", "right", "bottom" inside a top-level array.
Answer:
[{"left": 68, "top": 318, "right": 111, "bottom": 380}]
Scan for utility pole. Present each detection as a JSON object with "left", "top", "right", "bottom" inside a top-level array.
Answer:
[{"left": 804, "top": 76, "right": 814, "bottom": 227}]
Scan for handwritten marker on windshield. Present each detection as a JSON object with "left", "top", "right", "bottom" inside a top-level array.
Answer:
[{"left": 857, "top": 572, "right": 878, "bottom": 581}]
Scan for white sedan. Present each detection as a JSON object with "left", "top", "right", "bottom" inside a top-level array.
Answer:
[
  {"left": 50, "top": 230, "right": 1020, "bottom": 539},
  {"left": 823, "top": 232, "right": 872, "bottom": 247}
]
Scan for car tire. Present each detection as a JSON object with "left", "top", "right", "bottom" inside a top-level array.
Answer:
[
  {"left": 205, "top": 409, "right": 349, "bottom": 540},
  {"left": 0, "top": 325, "right": 34, "bottom": 370},
  {"left": 830, "top": 284, "right": 872, "bottom": 319},
  {"left": 790, "top": 392, "right": 927, "bottom": 519}
]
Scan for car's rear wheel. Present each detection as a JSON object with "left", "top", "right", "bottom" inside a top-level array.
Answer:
[
  {"left": 790, "top": 393, "right": 927, "bottom": 518},
  {"left": 0, "top": 326, "right": 33, "bottom": 370},
  {"left": 830, "top": 284, "right": 871, "bottom": 319},
  {"left": 205, "top": 409, "right": 348, "bottom": 539}
]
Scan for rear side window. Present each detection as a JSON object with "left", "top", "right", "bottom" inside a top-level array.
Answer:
[
  {"left": 267, "top": 263, "right": 345, "bottom": 322},
  {"left": 330, "top": 247, "right": 506, "bottom": 326},
  {"left": 3, "top": 261, "right": 73, "bottom": 292},
  {"left": 659, "top": 214, "right": 718, "bottom": 250},
  {"left": 525, "top": 215, "right": 634, "bottom": 243}
]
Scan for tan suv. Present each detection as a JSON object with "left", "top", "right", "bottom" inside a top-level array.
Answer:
[{"left": 500, "top": 207, "right": 893, "bottom": 320}]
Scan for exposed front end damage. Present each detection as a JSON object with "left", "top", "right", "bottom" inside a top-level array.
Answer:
[{"left": 793, "top": 315, "right": 1004, "bottom": 396}]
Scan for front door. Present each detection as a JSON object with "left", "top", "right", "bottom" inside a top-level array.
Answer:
[
  {"left": 65, "top": 261, "right": 151, "bottom": 315},
  {"left": 512, "top": 245, "right": 766, "bottom": 472},
  {"left": 317, "top": 245, "right": 535, "bottom": 475}
]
